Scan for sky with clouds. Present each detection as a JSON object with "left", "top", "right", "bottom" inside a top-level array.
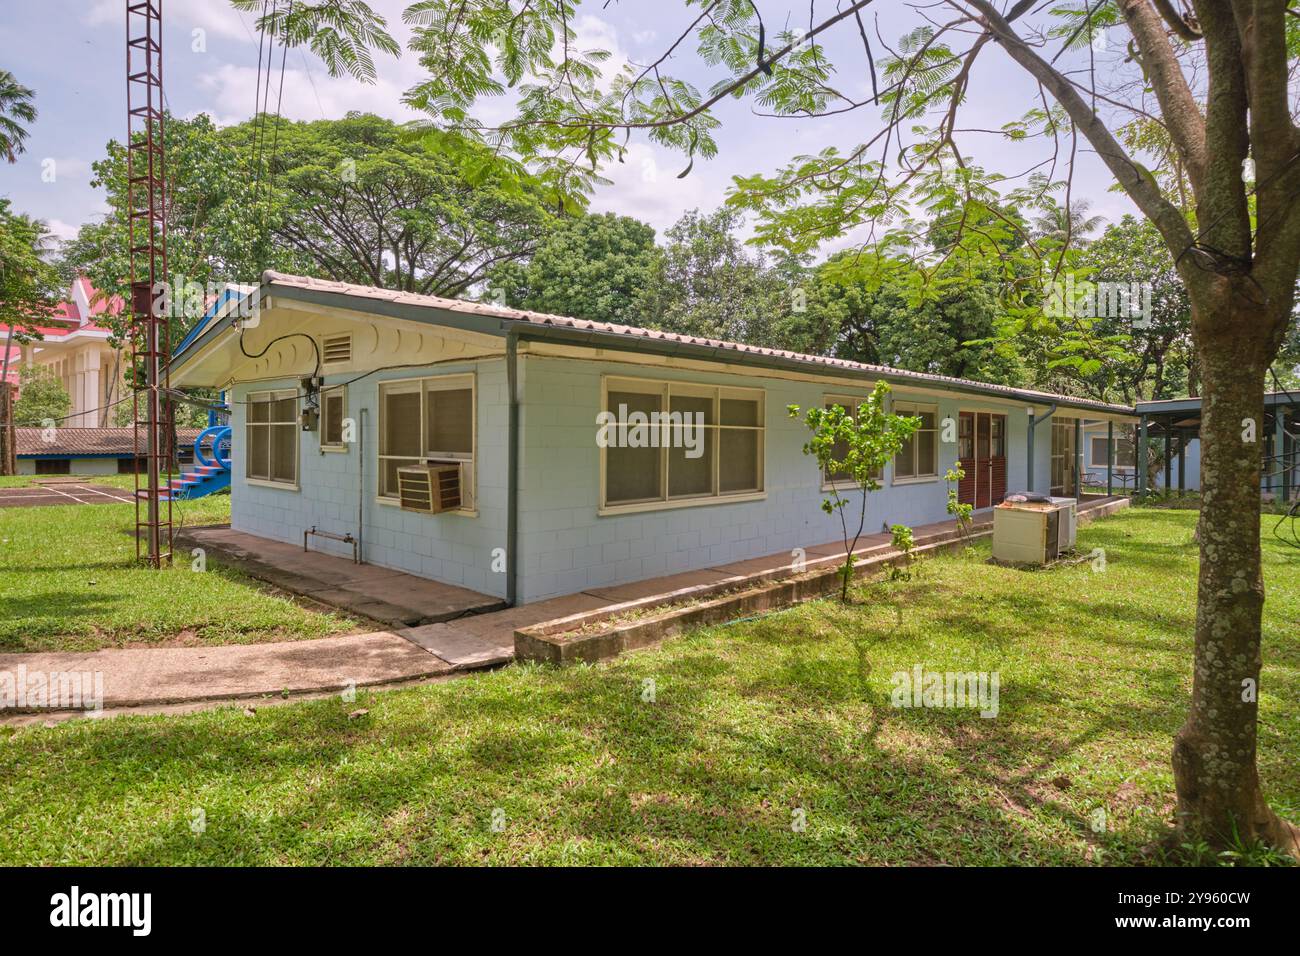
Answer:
[{"left": 0, "top": 0, "right": 1138, "bottom": 251}]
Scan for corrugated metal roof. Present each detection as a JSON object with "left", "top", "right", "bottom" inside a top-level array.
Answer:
[
  {"left": 171, "top": 270, "right": 1136, "bottom": 416},
  {"left": 16, "top": 427, "right": 202, "bottom": 457}
]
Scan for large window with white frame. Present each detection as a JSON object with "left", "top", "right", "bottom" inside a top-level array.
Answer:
[
  {"left": 246, "top": 390, "right": 298, "bottom": 486},
  {"left": 892, "top": 400, "right": 938, "bottom": 481},
  {"left": 601, "top": 376, "right": 764, "bottom": 511},
  {"left": 822, "top": 394, "right": 884, "bottom": 487},
  {"left": 378, "top": 373, "right": 475, "bottom": 504}
]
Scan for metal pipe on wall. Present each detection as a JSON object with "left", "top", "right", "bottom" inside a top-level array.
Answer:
[
  {"left": 505, "top": 331, "right": 519, "bottom": 607},
  {"left": 358, "top": 406, "right": 367, "bottom": 565}
]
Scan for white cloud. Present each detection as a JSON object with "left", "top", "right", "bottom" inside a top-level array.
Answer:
[
  {"left": 85, "top": 0, "right": 256, "bottom": 43},
  {"left": 587, "top": 142, "right": 728, "bottom": 236},
  {"left": 45, "top": 218, "right": 82, "bottom": 241},
  {"left": 194, "top": 61, "right": 422, "bottom": 127}
]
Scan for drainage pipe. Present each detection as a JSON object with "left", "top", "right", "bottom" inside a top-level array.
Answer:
[
  {"left": 358, "top": 406, "right": 367, "bottom": 564},
  {"left": 506, "top": 330, "right": 519, "bottom": 607}
]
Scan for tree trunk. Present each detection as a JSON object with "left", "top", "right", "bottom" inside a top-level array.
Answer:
[{"left": 1172, "top": 296, "right": 1300, "bottom": 857}]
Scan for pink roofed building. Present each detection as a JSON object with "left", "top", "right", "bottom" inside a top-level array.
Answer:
[{"left": 4, "top": 277, "right": 127, "bottom": 428}]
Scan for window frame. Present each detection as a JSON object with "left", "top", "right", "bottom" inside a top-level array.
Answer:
[
  {"left": 821, "top": 393, "right": 885, "bottom": 491},
  {"left": 1088, "top": 428, "right": 1137, "bottom": 472},
  {"left": 891, "top": 400, "right": 940, "bottom": 485},
  {"left": 320, "top": 384, "right": 348, "bottom": 452},
  {"left": 599, "top": 374, "right": 766, "bottom": 515},
  {"left": 376, "top": 372, "right": 477, "bottom": 514},
  {"left": 245, "top": 389, "right": 299, "bottom": 490}
]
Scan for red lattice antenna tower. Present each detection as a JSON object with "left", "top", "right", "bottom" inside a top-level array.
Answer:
[{"left": 126, "top": 0, "right": 173, "bottom": 567}]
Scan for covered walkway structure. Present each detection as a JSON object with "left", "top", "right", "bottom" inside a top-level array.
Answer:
[{"left": 1134, "top": 391, "right": 1300, "bottom": 500}]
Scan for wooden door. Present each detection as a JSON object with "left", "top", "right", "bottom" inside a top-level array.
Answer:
[
  {"left": 958, "top": 412, "right": 977, "bottom": 505},
  {"left": 989, "top": 414, "right": 1007, "bottom": 504},
  {"left": 958, "top": 411, "right": 1008, "bottom": 508}
]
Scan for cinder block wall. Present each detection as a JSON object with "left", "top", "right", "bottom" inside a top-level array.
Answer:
[
  {"left": 226, "top": 352, "right": 1069, "bottom": 605},
  {"left": 514, "top": 356, "right": 1040, "bottom": 604},
  {"left": 228, "top": 358, "right": 511, "bottom": 599}
]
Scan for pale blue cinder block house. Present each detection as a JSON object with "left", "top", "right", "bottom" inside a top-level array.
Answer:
[{"left": 170, "top": 272, "right": 1137, "bottom": 606}]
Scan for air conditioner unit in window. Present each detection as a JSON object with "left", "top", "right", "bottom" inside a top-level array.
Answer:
[
  {"left": 991, "top": 494, "right": 1077, "bottom": 565},
  {"left": 397, "top": 462, "right": 464, "bottom": 514}
]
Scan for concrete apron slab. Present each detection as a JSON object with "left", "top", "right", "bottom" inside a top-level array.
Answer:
[
  {"left": 177, "top": 526, "right": 504, "bottom": 627},
  {"left": 515, "top": 496, "right": 1132, "bottom": 665}
]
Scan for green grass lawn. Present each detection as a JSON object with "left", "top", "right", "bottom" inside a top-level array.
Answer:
[
  {"left": 0, "top": 494, "right": 360, "bottom": 651},
  {"left": 1, "top": 507, "right": 1295, "bottom": 865}
]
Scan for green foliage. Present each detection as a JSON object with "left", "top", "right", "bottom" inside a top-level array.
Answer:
[
  {"left": 648, "top": 206, "right": 790, "bottom": 344},
  {"left": 888, "top": 523, "right": 916, "bottom": 581},
  {"left": 58, "top": 113, "right": 281, "bottom": 352},
  {"left": 0, "top": 69, "right": 37, "bottom": 163},
  {"left": 789, "top": 382, "right": 921, "bottom": 601},
  {"left": 0, "top": 198, "right": 59, "bottom": 337},
  {"left": 13, "top": 365, "right": 71, "bottom": 427},
  {"left": 944, "top": 465, "right": 973, "bottom": 536},
  {"left": 490, "top": 211, "right": 661, "bottom": 324},
  {"left": 225, "top": 112, "right": 555, "bottom": 297},
  {"left": 0, "top": 199, "right": 60, "bottom": 434},
  {"left": 230, "top": 0, "right": 401, "bottom": 83}
]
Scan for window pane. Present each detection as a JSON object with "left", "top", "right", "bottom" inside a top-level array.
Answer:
[
  {"left": 720, "top": 429, "right": 760, "bottom": 493},
  {"left": 824, "top": 402, "right": 853, "bottom": 481},
  {"left": 670, "top": 392, "right": 714, "bottom": 424},
  {"left": 382, "top": 458, "right": 420, "bottom": 497},
  {"left": 669, "top": 428, "right": 714, "bottom": 498},
  {"left": 608, "top": 389, "right": 663, "bottom": 449},
  {"left": 1116, "top": 439, "right": 1136, "bottom": 468},
  {"left": 895, "top": 436, "right": 915, "bottom": 478},
  {"left": 272, "top": 396, "right": 296, "bottom": 424},
  {"left": 249, "top": 426, "right": 269, "bottom": 479},
  {"left": 249, "top": 398, "right": 269, "bottom": 423},
  {"left": 916, "top": 409, "right": 936, "bottom": 430},
  {"left": 324, "top": 393, "right": 344, "bottom": 445},
  {"left": 427, "top": 387, "right": 473, "bottom": 455},
  {"left": 720, "top": 397, "right": 760, "bottom": 427},
  {"left": 607, "top": 445, "right": 661, "bottom": 504},
  {"left": 917, "top": 430, "right": 936, "bottom": 475},
  {"left": 271, "top": 424, "right": 296, "bottom": 482},
  {"left": 383, "top": 391, "right": 422, "bottom": 457}
]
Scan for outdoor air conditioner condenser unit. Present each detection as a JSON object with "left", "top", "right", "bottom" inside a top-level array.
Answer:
[
  {"left": 991, "top": 495, "right": 1077, "bottom": 565},
  {"left": 396, "top": 462, "right": 463, "bottom": 514}
]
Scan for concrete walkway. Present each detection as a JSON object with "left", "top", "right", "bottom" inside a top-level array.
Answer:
[
  {"left": 2, "top": 496, "right": 1128, "bottom": 719},
  {"left": 180, "top": 526, "right": 505, "bottom": 626}
]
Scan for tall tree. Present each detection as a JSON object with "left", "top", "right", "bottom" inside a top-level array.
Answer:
[
  {"left": 651, "top": 207, "right": 788, "bottom": 345},
  {"left": 1068, "top": 214, "right": 1197, "bottom": 402},
  {"left": 261, "top": 0, "right": 1300, "bottom": 854},
  {"left": 490, "top": 212, "right": 661, "bottom": 324},
  {"left": 1032, "top": 197, "right": 1106, "bottom": 246},
  {"left": 13, "top": 365, "right": 71, "bottom": 427},
  {"left": 0, "top": 199, "right": 59, "bottom": 474},
  {"left": 0, "top": 69, "right": 36, "bottom": 163},
  {"left": 228, "top": 113, "right": 556, "bottom": 297}
]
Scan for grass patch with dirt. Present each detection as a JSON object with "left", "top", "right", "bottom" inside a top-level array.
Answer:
[
  {"left": 0, "top": 507, "right": 1294, "bottom": 865},
  {"left": 0, "top": 494, "right": 361, "bottom": 651}
]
